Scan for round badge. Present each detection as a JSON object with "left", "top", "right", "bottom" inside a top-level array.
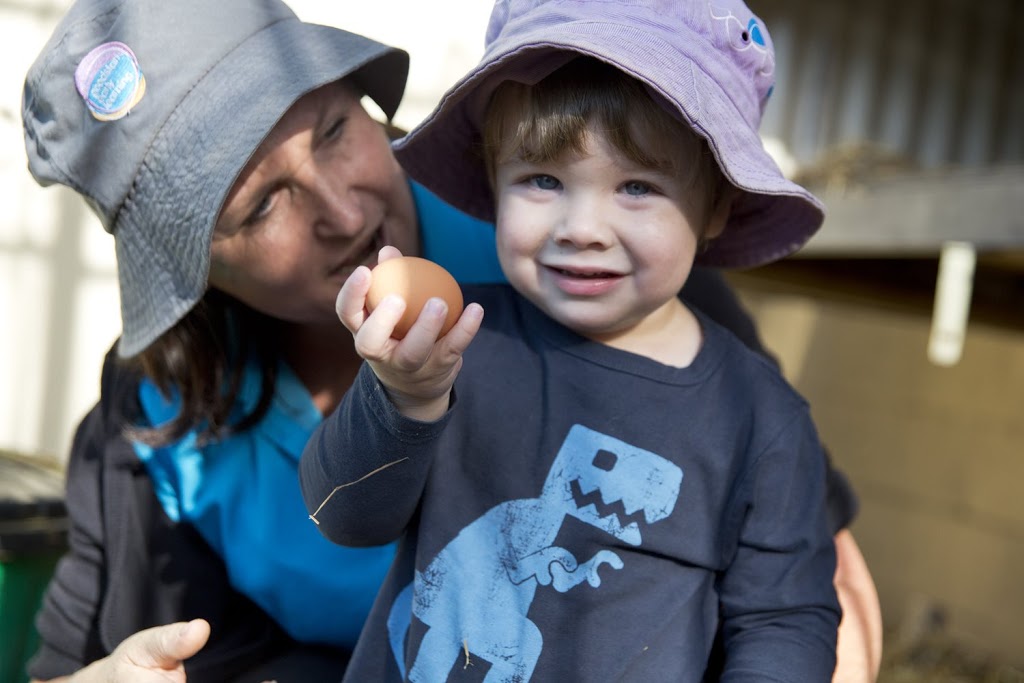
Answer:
[{"left": 74, "top": 42, "right": 146, "bottom": 121}]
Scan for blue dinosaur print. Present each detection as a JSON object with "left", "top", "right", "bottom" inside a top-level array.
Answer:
[{"left": 387, "top": 424, "right": 683, "bottom": 682}]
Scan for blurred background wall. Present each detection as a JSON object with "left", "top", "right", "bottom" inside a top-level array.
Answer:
[
  {"left": 1, "top": 0, "right": 1022, "bottom": 677},
  {"left": 726, "top": 0, "right": 1024, "bottom": 673}
]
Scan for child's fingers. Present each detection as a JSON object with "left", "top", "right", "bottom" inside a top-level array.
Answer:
[
  {"left": 376, "top": 245, "right": 403, "bottom": 264},
  {"left": 364, "top": 301, "right": 481, "bottom": 407},
  {"left": 336, "top": 265, "right": 372, "bottom": 333},
  {"left": 396, "top": 298, "right": 451, "bottom": 366},
  {"left": 400, "top": 300, "right": 482, "bottom": 365},
  {"left": 439, "top": 303, "right": 484, "bottom": 356},
  {"left": 390, "top": 298, "right": 482, "bottom": 371},
  {"left": 354, "top": 294, "right": 406, "bottom": 359}
]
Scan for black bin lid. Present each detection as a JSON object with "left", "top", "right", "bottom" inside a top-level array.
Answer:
[{"left": 0, "top": 451, "right": 69, "bottom": 559}]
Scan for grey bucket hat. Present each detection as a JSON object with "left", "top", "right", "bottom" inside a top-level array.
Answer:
[
  {"left": 23, "top": 0, "right": 409, "bottom": 357},
  {"left": 394, "top": 0, "right": 824, "bottom": 269}
]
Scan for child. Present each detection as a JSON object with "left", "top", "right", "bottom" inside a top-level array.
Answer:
[{"left": 300, "top": 0, "right": 841, "bottom": 680}]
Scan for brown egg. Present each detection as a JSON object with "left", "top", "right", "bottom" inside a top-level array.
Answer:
[{"left": 365, "top": 256, "right": 464, "bottom": 339}]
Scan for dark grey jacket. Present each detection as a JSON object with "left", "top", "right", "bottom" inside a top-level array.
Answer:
[{"left": 27, "top": 348, "right": 347, "bottom": 683}]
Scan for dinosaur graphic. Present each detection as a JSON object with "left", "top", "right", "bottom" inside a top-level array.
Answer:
[{"left": 387, "top": 424, "right": 683, "bottom": 682}]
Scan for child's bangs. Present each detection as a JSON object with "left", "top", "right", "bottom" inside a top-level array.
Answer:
[
  {"left": 484, "top": 81, "right": 592, "bottom": 165},
  {"left": 484, "top": 58, "right": 711, "bottom": 190}
]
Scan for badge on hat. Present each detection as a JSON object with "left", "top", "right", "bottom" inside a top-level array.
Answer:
[{"left": 74, "top": 42, "right": 146, "bottom": 121}]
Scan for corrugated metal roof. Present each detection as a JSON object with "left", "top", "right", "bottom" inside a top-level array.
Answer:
[
  {"left": 755, "top": 0, "right": 1023, "bottom": 170},
  {"left": 750, "top": 0, "right": 1022, "bottom": 250}
]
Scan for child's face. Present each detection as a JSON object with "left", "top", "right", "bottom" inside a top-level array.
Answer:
[{"left": 493, "top": 125, "right": 706, "bottom": 343}]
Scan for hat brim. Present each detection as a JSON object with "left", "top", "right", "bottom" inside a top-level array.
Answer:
[
  {"left": 394, "top": 19, "right": 822, "bottom": 269},
  {"left": 115, "top": 19, "right": 408, "bottom": 357}
]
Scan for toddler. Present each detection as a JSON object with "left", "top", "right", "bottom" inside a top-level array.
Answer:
[{"left": 302, "top": 1, "right": 841, "bottom": 680}]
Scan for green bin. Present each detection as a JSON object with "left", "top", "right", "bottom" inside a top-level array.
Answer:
[{"left": 0, "top": 451, "right": 68, "bottom": 683}]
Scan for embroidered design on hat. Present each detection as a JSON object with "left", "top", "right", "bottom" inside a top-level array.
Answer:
[
  {"left": 74, "top": 42, "right": 147, "bottom": 121},
  {"left": 709, "top": 3, "right": 775, "bottom": 79}
]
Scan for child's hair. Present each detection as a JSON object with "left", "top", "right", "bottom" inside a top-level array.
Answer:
[{"left": 482, "top": 56, "right": 731, "bottom": 233}]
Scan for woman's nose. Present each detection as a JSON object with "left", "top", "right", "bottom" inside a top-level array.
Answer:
[
  {"left": 299, "top": 161, "right": 364, "bottom": 238},
  {"left": 315, "top": 183, "right": 365, "bottom": 238}
]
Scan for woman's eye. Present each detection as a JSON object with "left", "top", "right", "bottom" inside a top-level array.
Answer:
[
  {"left": 528, "top": 174, "right": 561, "bottom": 191},
  {"left": 622, "top": 180, "right": 652, "bottom": 197},
  {"left": 323, "top": 116, "right": 347, "bottom": 141},
  {"left": 244, "top": 193, "right": 275, "bottom": 226}
]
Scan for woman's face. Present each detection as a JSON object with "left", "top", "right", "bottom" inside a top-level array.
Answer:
[{"left": 210, "top": 81, "right": 418, "bottom": 326}]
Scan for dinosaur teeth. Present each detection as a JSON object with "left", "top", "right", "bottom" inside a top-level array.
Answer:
[{"left": 568, "top": 478, "right": 646, "bottom": 530}]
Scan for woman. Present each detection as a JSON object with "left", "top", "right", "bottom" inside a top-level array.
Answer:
[{"left": 22, "top": 0, "right": 880, "bottom": 681}]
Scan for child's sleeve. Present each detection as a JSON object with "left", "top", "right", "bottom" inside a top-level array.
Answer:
[
  {"left": 717, "top": 411, "right": 842, "bottom": 682},
  {"left": 299, "top": 362, "right": 450, "bottom": 547}
]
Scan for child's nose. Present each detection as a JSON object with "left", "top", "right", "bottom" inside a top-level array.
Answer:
[{"left": 553, "top": 199, "right": 612, "bottom": 249}]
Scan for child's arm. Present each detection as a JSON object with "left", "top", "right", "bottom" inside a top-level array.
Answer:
[
  {"left": 718, "top": 414, "right": 842, "bottom": 682},
  {"left": 299, "top": 247, "right": 483, "bottom": 545},
  {"left": 299, "top": 361, "right": 449, "bottom": 546}
]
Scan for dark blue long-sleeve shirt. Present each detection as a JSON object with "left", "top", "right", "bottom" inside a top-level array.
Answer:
[{"left": 301, "top": 284, "right": 840, "bottom": 682}]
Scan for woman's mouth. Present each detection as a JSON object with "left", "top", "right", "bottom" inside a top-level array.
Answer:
[{"left": 328, "top": 230, "right": 383, "bottom": 278}]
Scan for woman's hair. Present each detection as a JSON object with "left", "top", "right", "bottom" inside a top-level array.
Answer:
[
  {"left": 482, "top": 56, "right": 731, "bottom": 231},
  {"left": 126, "top": 289, "right": 279, "bottom": 447}
]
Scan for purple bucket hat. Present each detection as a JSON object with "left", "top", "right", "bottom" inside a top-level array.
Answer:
[{"left": 394, "top": 0, "right": 824, "bottom": 268}]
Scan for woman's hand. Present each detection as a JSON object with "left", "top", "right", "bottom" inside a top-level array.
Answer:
[
  {"left": 34, "top": 619, "right": 211, "bottom": 683},
  {"left": 832, "top": 530, "right": 883, "bottom": 682},
  {"left": 336, "top": 246, "right": 484, "bottom": 421}
]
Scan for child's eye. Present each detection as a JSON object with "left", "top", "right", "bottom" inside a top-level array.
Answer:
[
  {"left": 528, "top": 174, "right": 561, "bottom": 191},
  {"left": 621, "top": 180, "right": 652, "bottom": 197}
]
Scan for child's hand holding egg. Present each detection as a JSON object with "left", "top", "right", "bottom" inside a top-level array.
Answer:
[{"left": 365, "top": 256, "right": 464, "bottom": 339}]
